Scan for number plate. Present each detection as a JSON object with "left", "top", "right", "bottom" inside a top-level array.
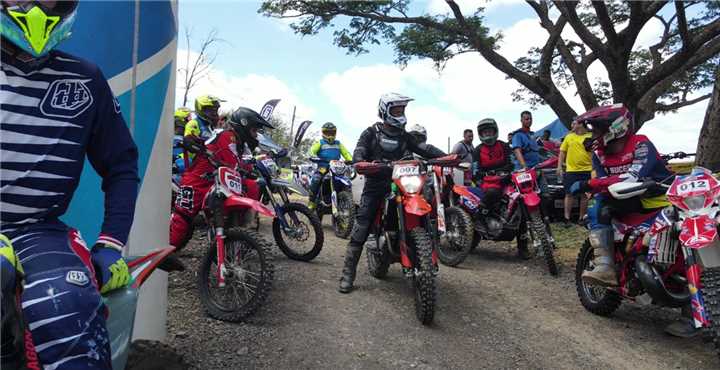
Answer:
[
  {"left": 678, "top": 180, "right": 709, "bottom": 195},
  {"left": 516, "top": 172, "right": 532, "bottom": 183},
  {"left": 393, "top": 165, "right": 420, "bottom": 178},
  {"left": 222, "top": 172, "right": 243, "bottom": 195}
]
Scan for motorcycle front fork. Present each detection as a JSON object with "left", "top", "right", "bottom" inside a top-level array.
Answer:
[{"left": 683, "top": 247, "right": 710, "bottom": 328}]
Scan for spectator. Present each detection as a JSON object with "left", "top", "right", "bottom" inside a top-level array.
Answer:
[
  {"left": 537, "top": 130, "right": 551, "bottom": 146},
  {"left": 511, "top": 111, "right": 540, "bottom": 169},
  {"left": 557, "top": 119, "right": 592, "bottom": 227},
  {"left": 451, "top": 129, "right": 475, "bottom": 184}
]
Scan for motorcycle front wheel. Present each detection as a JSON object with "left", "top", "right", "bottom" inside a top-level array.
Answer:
[
  {"left": 436, "top": 206, "right": 473, "bottom": 267},
  {"left": 273, "top": 202, "right": 324, "bottom": 261},
  {"left": 197, "top": 229, "right": 274, "bottom": 322},
  {"left": 528, "top": 211, "right": 559, "bottom": 276},
  {"left": 333, "top": 191, "right": 355, "bottom": 239},
  {"left": 701, "top": 267, "right": 720, "bottom": 360},
  {"left": 410, "top": 227, "right": 437, "bottom": 325}
]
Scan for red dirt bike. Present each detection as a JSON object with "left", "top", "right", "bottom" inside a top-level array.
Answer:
[
  {"left": 194, "top": 148, "right": 276, "bottom": 322},
  {"left": 444, "top": 167, "right": 559, "bottom": 275},
  {"left": 576, "top": 164, "right": 720, "bottom": 360},
  {"left": 356, "top": 155, "right": 460, "bottom": 325}
]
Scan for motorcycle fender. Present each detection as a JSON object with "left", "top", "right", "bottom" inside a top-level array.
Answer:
[
  {"left": 400, "top": 240, "right": 413, "bottom": 268},
  {"left": 679, "top": 216, "right": 718, "bottom": 249},
  {"left": 403, "top": 195, "right": 432, "bottom": 216},
  {"left": 224, "top": 196, "right": 276, "bottom": 218},
  {"left": 696, "top": 240, "right": 720, "bottom": 268},
  {"left": 522, "top": 192, "right": 541, "bottom": 210}
]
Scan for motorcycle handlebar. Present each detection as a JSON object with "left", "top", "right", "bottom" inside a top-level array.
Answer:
[{"left": 661, "top": 151, "right": 696, "bottom": 161}]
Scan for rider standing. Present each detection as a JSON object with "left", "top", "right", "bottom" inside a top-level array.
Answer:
[
  {"left": 338, "top": 93, "right": 445, "bottom": 293},
  {"left": 307, "top": 122, "right": 352, "bottom": 210},
  {"left": 1, "top": 1, "right": 139, "bottom": 368}
]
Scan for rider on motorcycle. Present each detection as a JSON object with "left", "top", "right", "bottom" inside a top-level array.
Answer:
[
  {"left": 570, "top": 104, "right": 673, "bottom": 287},
  {"left": 472, "top": 119, "right": 529, "bottom": 259},
  {"left": 339, "top": 93, "right": 446, "bottom": 293},
  {"left": 178, "top": 95, "right": 223, "bottom": 167},
  {"left": 169, "top": 107, "right": 273, "bottom": 249},
  {"left": 307, "top": 122, "right": 352, "bottom": 210},
  {"left": 0, "top": 2, "right": 139, "bottom": 368}
]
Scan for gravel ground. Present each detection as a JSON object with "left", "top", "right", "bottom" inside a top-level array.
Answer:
[{"left": 166, "top": 218, "right": 718, "bottom": 370}]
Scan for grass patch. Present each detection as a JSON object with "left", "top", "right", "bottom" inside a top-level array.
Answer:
[{"left": 550, "top": 223, "right": 587, "bottom": 265}]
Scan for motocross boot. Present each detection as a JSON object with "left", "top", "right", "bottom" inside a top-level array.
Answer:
[
  {"left": 338, "top": 243, "right": 363, "bottom": 293},
  {"left": 581, "top": 228, "right": 618, "bottom": 286}
]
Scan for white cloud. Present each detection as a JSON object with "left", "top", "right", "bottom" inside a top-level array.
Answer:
[
  {"left": 175, "top": 48, "right": 314, "bottom": 124},
  {"left": 427, "top": 0, "right": 525, "bottom": 15}
]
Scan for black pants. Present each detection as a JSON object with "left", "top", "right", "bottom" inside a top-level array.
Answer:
[{"left": 349, "top": 179, "right": 391, "bottom": 247}]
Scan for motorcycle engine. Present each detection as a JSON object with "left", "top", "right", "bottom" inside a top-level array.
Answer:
[{"left": 486, "top": 217, "right": 504, "bottom": 238}]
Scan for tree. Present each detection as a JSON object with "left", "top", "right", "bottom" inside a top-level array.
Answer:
[
  {"left": 695, "top": 68, "right": 720, "bottom": 172},
  {"left": 177, "top": 27, "right": 223, "bottom": 107},
  {"left": 259, "top": 1, "right": 719, "bottom": 130}
]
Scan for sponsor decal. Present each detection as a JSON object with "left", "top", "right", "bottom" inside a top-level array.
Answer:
[
  {"left": 40, "top": 79, "right": 93, "bottom": 118},
  {"left": 66, "top": 270, "right": 89, "bottom": 286}
]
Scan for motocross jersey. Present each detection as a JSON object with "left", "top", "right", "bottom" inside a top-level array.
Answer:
[
  {"left": 183, "top": 129, "right": 253, "bottom": 184},
  {"left": 0, "top": 50, "right": 139, "bottom": 247},
  {"left": 184, "top": 116, "right": 213, "bottom": 139},
  {"left": 309, "top": 138, "right": 352, "bottom": 165},
  {"left": 588, "top": 134, "right": 673, "bottom": 208}
]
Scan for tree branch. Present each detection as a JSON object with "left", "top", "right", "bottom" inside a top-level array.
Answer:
[
  {"left": 675, "top": 1, "right": 690, "bottom": 49},
  {"left": 592, "top": 1, "right": 619, "bottom": 46},
  {"left": 655, "top": 93, "right": 712, "bottom": 112},
  {"left": 554, "top": 1, "right": 606, "bottom": 56}
]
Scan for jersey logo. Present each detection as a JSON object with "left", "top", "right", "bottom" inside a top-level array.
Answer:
[
  {"left": 40, "top": 79, "right": 94, "bottom": 118},
  {"left": 113, "top": 96, "right": 122, "bottom": 114},
  {"left": 66, "top": 270, "right": 89, "bottom": 287}
]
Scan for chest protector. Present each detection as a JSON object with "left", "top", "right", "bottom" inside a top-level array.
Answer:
[
  {"left": 374, "top": 126, "right": 407, "bottom": 161},
  {"left": 477, "top": 142, "right": 507, "bottom": 170},
  {"left": 318, "top": 139, "right": 342, "bottom": 161}
]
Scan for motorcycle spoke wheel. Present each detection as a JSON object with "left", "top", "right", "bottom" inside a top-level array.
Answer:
[
  {"left": 333, "top": 191, "right": 355, "bottom": 239},
  {"left": 273, "top": 203, "right": 324, "bottom": 261},
  {"left": 436, "top": 207, "right": 473, "bottom": 267},
  {"left": 198, "top": 229, "right": 274, "bottom": 322},
  {"left": 574, "top": 239, "right": 621, "bottom": 316}
]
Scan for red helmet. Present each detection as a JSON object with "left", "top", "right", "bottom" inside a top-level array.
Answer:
[{"left": 576, "top": 104, "right": 632, "bottom": 150}]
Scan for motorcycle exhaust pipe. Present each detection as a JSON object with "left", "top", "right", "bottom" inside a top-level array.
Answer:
[{"left": 634, "top": 258, "right": 690, "bottom": 308}]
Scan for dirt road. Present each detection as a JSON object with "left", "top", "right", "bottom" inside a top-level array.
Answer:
[{"left": 167, "top": 219, "right": 718, "bottom": 369}]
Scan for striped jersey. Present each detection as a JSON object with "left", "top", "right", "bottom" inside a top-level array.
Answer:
[{"left": 0, "top": 50, "right": 139, "bottom": 248}]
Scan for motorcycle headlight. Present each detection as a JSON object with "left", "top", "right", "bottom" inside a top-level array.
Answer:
[
  {"left": 684, "top": 195, "right": 706, "bottom": 211},
  {"left": 400, "top": 176, "right": 422, "bottom": 194}
]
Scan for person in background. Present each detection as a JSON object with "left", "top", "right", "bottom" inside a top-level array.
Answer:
[
  {"left": 511, "top": 111, "right": 540, "bottom": 169},
  {"left": 557, "top": 119, "right": 592, "bottom": 227},
  {"left": 451, "top": 129, "right": 475, "bottom": 184},
  {"left": 173, "top": 107, "right": 192, "bottom": 177},
  {"left": 539, "top": 130, "right": 560, "bottom": 153},
  {"left": 307, "top": 122, "right": 352, "bottom": 210}
]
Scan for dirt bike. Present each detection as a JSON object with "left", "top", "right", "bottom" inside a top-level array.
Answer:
[
  {"left": 1, "top": 246, "right": 186, "bottom": 370},
  {"left": 576, "top": 164, "right": 720, "bottom": 359},
  {"left": 356, "top": 155, "right": 460, "bottom": 325},
  {"left": 309, "top": 157, "right": 356, "bottom": 239},
  {"left": 193, "top": 149, "right": 276, "bottom": 322},
  {"left": 446, "top": 167, "right": 559, "bottom": 275},
  {"left": 254, "top": 151, "right": 324, "bottom": 261}
]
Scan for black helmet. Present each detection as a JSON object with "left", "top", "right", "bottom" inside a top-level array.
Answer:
[
  {"left": 321, "top": 122, "right": 337, "bottom": 141},
  {"left": 227, "top": 107, "right": 274, "bottom": 145},
  {"left": 477, "top": 118, "right": 498, "bottom": 145}
]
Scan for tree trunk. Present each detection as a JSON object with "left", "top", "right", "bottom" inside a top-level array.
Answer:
[{"left": 695, "top": 74, "right": 720, "bottom": 172}]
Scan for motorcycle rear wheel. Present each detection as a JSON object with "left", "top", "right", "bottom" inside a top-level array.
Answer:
[
  {"left": 198, "top": 229, "right": 274, "bottom": 322},
  {"left": 575, "top": 239, "right": 622, "bottom": 316},
  {"left": 437, "top": 206, "right": 473, "bottom": 267},
  {"left": 411, "top": 227, "right": 437, "bottom": 325}
]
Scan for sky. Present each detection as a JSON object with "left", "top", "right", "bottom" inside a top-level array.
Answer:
[{"left": 176, "top": 0, "right": 711, "bottom": 154}]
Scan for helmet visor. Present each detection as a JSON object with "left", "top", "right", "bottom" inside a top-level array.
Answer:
[{"left": 389, "top": 105, "right": 405, "bottom": 118}]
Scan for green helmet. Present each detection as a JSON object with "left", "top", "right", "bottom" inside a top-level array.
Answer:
[
  {"left": 194, "top": 95, "right": 223, "bottom": 124},
  {"left": 477, "top": 118, "right": 499, "bottom": 145},
  {"left": 1, "top": 1, "right": 78, "bottom": 58},
  {"left": 174, "top": 107, "right": 192, "bottom": 128},
  {"left": 321, "top": 122, "right": 337, "bottom": 141}
]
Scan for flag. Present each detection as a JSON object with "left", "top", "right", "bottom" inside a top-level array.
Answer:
[
  {"left": 293, "top": 120, "right": 312, "bottom": 148},
  {"left": 259, "top": 99, "right": 281, "bottom": 120}
]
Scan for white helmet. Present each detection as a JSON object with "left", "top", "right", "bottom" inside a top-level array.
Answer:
[
  {"left": 408, "top": 124, "right": 427, "bottom": 143},
  {"left": 378, "top": 93, "right": 413, "bottom": 130}
]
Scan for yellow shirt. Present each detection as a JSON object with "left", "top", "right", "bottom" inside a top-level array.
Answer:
[{"left": 560, "top": 132, "right": 592, "bottom": 172}]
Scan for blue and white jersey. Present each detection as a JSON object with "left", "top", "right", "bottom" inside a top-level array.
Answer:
[{"left": 0, "top": 50, "right": 139, "bottom": 248}]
